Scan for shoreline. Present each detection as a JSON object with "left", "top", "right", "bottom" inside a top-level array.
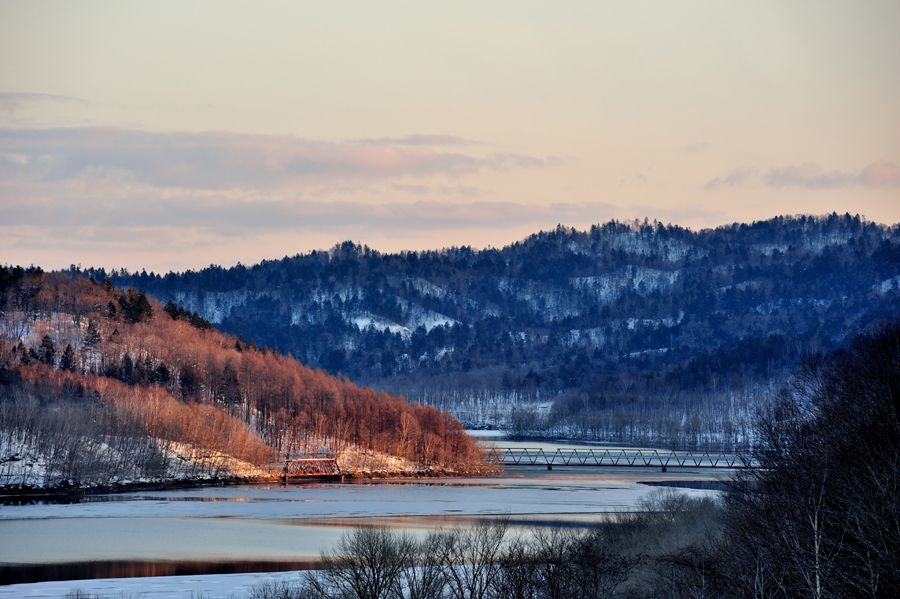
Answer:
[{"left": 0, "top": 466, "right": 501, "bottom": 502}]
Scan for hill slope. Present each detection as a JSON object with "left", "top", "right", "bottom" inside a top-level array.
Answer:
[{"left": 0, "top": 269, "right": 491, "bottom": 491}]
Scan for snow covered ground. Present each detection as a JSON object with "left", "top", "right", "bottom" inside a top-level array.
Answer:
[
  {"left": 0, "top": 571, "right": 303, "bottom": 599},
  {"left": 0, "top": 437, "right": 271, "bottom": 490}
]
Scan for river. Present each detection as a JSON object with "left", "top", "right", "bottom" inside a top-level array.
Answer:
[{"left": 0, "top": 438, "right": 731, "bottom": 591}]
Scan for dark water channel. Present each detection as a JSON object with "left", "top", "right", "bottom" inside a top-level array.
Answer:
[{"left": 1, "top": 560, "right": 320, "bottom": 586}]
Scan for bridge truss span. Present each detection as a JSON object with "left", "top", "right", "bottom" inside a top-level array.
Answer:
[
  {"left": 282, "top": 458, "right": 342, "bottom": 478},
  {"left": 487, "top": 447, "right": 755, "bottom": 469}
]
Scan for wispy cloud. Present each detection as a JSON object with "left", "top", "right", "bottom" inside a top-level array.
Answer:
[
  {"left": 703, "top": 161, "right": 900, "bottom": 191},
  {"left": 0, "top": 92, "right": 89, "bottom": 114},
  {"left": 391, "top": 183, "right": 431, "bottom": 195},
  {"left": 765, "top": 163, "right": 855, "bottom": 189},
  {"left": 0, "top": 127, "right": 559, "bottom": 192},
  {"left": 1, "top": 190, "right": 614, "bottom": 233},
  {"left": 438, "top": 184, "right": 482, "bottom": 197},
  {"left": 685, "top": 142, "right": 710, "bottom": 153},
  {"left": 390, "top": 183, "right": 484, "bottom": 197},
  {"left": 358, "top": 134, "right": 473, "bottom": 146},
  {"left": 702, "top": 167, "right": 758, "bottom": 191},
  {"left": 485, "top": 152, "right": 570, "bottom": 171},
  {"left": 851, "top": 161, "right": 900, "bottom": 188}
]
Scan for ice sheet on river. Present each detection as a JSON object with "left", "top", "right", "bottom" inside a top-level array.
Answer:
[
  {"left": 0, "top": 469, "right": 725, "bottom": 592},
  {"left": 1, "top": 470, "right": 722, "bottom": 521}
]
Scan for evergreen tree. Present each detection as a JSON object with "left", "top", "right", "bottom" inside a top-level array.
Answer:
[
  {"left": 105, "top": 355, "right": 120, "bottom": 379},
  {"left": 39, "top": 334, "right": 56, "bottom": 366},
  {"left": 164, "top": 299, "right": 180, "bottom": 320},
  {"left": 155, "top": 362, "right": 171, "bottom": 385},
  {"left": 121, "top": 353, "right": 134, "bottom": 384},
  {"left": 16, "top": 342, "right": 32, "bottom": 365},
  {"left": 83, "top": 321, "right": 101, "bottom": 350},
  {"left": 118, "top": 288, "right": 153, "bottom": 324},
  {"left": 189, "top": 310, "right": 212, "bottom": 330},
  {"left": 59, "top": 343, "right": 77, "bottom": 372},
  {"left": 179, "top": 364, "right": 202, "bottom": 400}
]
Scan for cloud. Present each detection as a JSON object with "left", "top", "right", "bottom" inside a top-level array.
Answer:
[
  {"left": 764, "top": 163, "right": 855, "bottom": 189},
  {"left": 0, "top": 187, "right": 615, "bottom": 234},
  {"left": 685, "top": 142, "right": 710, "bottom": 153},
  {"left": 857, "top": 161, "right": 900, "bottom": 188},
  {"left": 0, "top": 127, "right": 560, "bottom": 193},
  {"left": 485, "top": 152, "right": 570, "bottom": 171},
  {"left": 391, "top": 183, "right": 431, "bottom": 195},
  {"left": 703, "top": 161, "right": 900, "bottom": 191},
  {"left": 0, "top": 92, "right": 89, "bottom": 114},
  {"left": 358, "top": 134, "right": 473, "bottom": 146},
  {"left": 438, "top": 184, "right": 482, "bottom": 197},
  {"left": 702, "top": 167, "right": 758, "bottom": 191}
]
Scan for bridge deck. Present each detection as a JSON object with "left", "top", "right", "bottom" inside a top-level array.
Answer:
[{"left": 488, "top": 448, "right": 754, "bottom": 468}]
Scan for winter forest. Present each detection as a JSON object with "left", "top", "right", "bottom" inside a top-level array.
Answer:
[
  {"left": 89, "top": 214, "right": 900, "bottom": 449},
  {"left": 0, "top": 268, "right": 491, "bottom": 489}
]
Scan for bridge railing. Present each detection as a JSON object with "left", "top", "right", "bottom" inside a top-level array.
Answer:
[{"left": 486, "top": 448, "right": 755, "bottom": 468}]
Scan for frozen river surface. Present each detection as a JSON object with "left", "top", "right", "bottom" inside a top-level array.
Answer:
[
  {"left": 1, "top": 466, "right": 725, "bottom": 564},
  {"left": 0, "top": 443, "right": 730, "bottom": 598}
]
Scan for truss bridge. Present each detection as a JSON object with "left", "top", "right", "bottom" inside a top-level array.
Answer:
[
  {"left": 282, "top": 458, "right": 343, "bottom": 478},
  {"left": 487, "top": 448, "right": 754, "bottom": 469}
]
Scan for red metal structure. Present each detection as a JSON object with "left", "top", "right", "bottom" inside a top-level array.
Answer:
[{"left": 282, "top": 458, "right": 342, "bottom": 478}]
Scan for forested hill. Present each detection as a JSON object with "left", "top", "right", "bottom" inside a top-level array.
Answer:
[
  {"left": 0, "top": 269, "right": 489, "bottom": 490},
  {"left": 81, "top": 214, "right": 900, "bottom": 446}
]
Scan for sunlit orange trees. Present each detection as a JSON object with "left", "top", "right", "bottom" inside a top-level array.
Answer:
[{"left": 1, "top": 268, "right": 491, "bottom": 477}]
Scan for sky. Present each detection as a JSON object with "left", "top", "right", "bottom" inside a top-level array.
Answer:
[{"left": 1, "top": 1, "right": 899, "bottom": 273}]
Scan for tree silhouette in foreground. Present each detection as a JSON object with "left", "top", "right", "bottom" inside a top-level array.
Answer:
[{"left": 725, "top": 321, "right": 900, "bottom": 599}]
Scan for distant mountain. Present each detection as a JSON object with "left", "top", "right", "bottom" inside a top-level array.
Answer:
[{"left": 82, "top": 214, "right": 900, "bottom": 447}]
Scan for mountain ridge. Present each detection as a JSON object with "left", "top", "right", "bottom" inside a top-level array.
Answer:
[{"left": 74, "top": 213, "right": 900, "bottom": 446}]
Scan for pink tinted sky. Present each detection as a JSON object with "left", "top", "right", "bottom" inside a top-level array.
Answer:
[{"left": 1, "top": 2, "right": 898, "bottom": 273}]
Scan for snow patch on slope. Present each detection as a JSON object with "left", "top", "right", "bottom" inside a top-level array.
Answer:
[
  {"left": 875, "top": 275, "right": 900, "bottom": 294},
  {"left": 604, "top": 233, "right": 705, "bottom": 262},
  {"left": 572, "top": 267, "right": 680, "bottom": 303},
  {"left": 351, "top": 307, "right": 457, "bottom": 337},
  {"left": 497, "top": 279, "right": 581, "bottom": 320},
  {"left": 171, "top": 291, "right": 275, "bottom": 324},
  {"left": 352, "top": 314, "right": 412, "bottom": 337}
]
